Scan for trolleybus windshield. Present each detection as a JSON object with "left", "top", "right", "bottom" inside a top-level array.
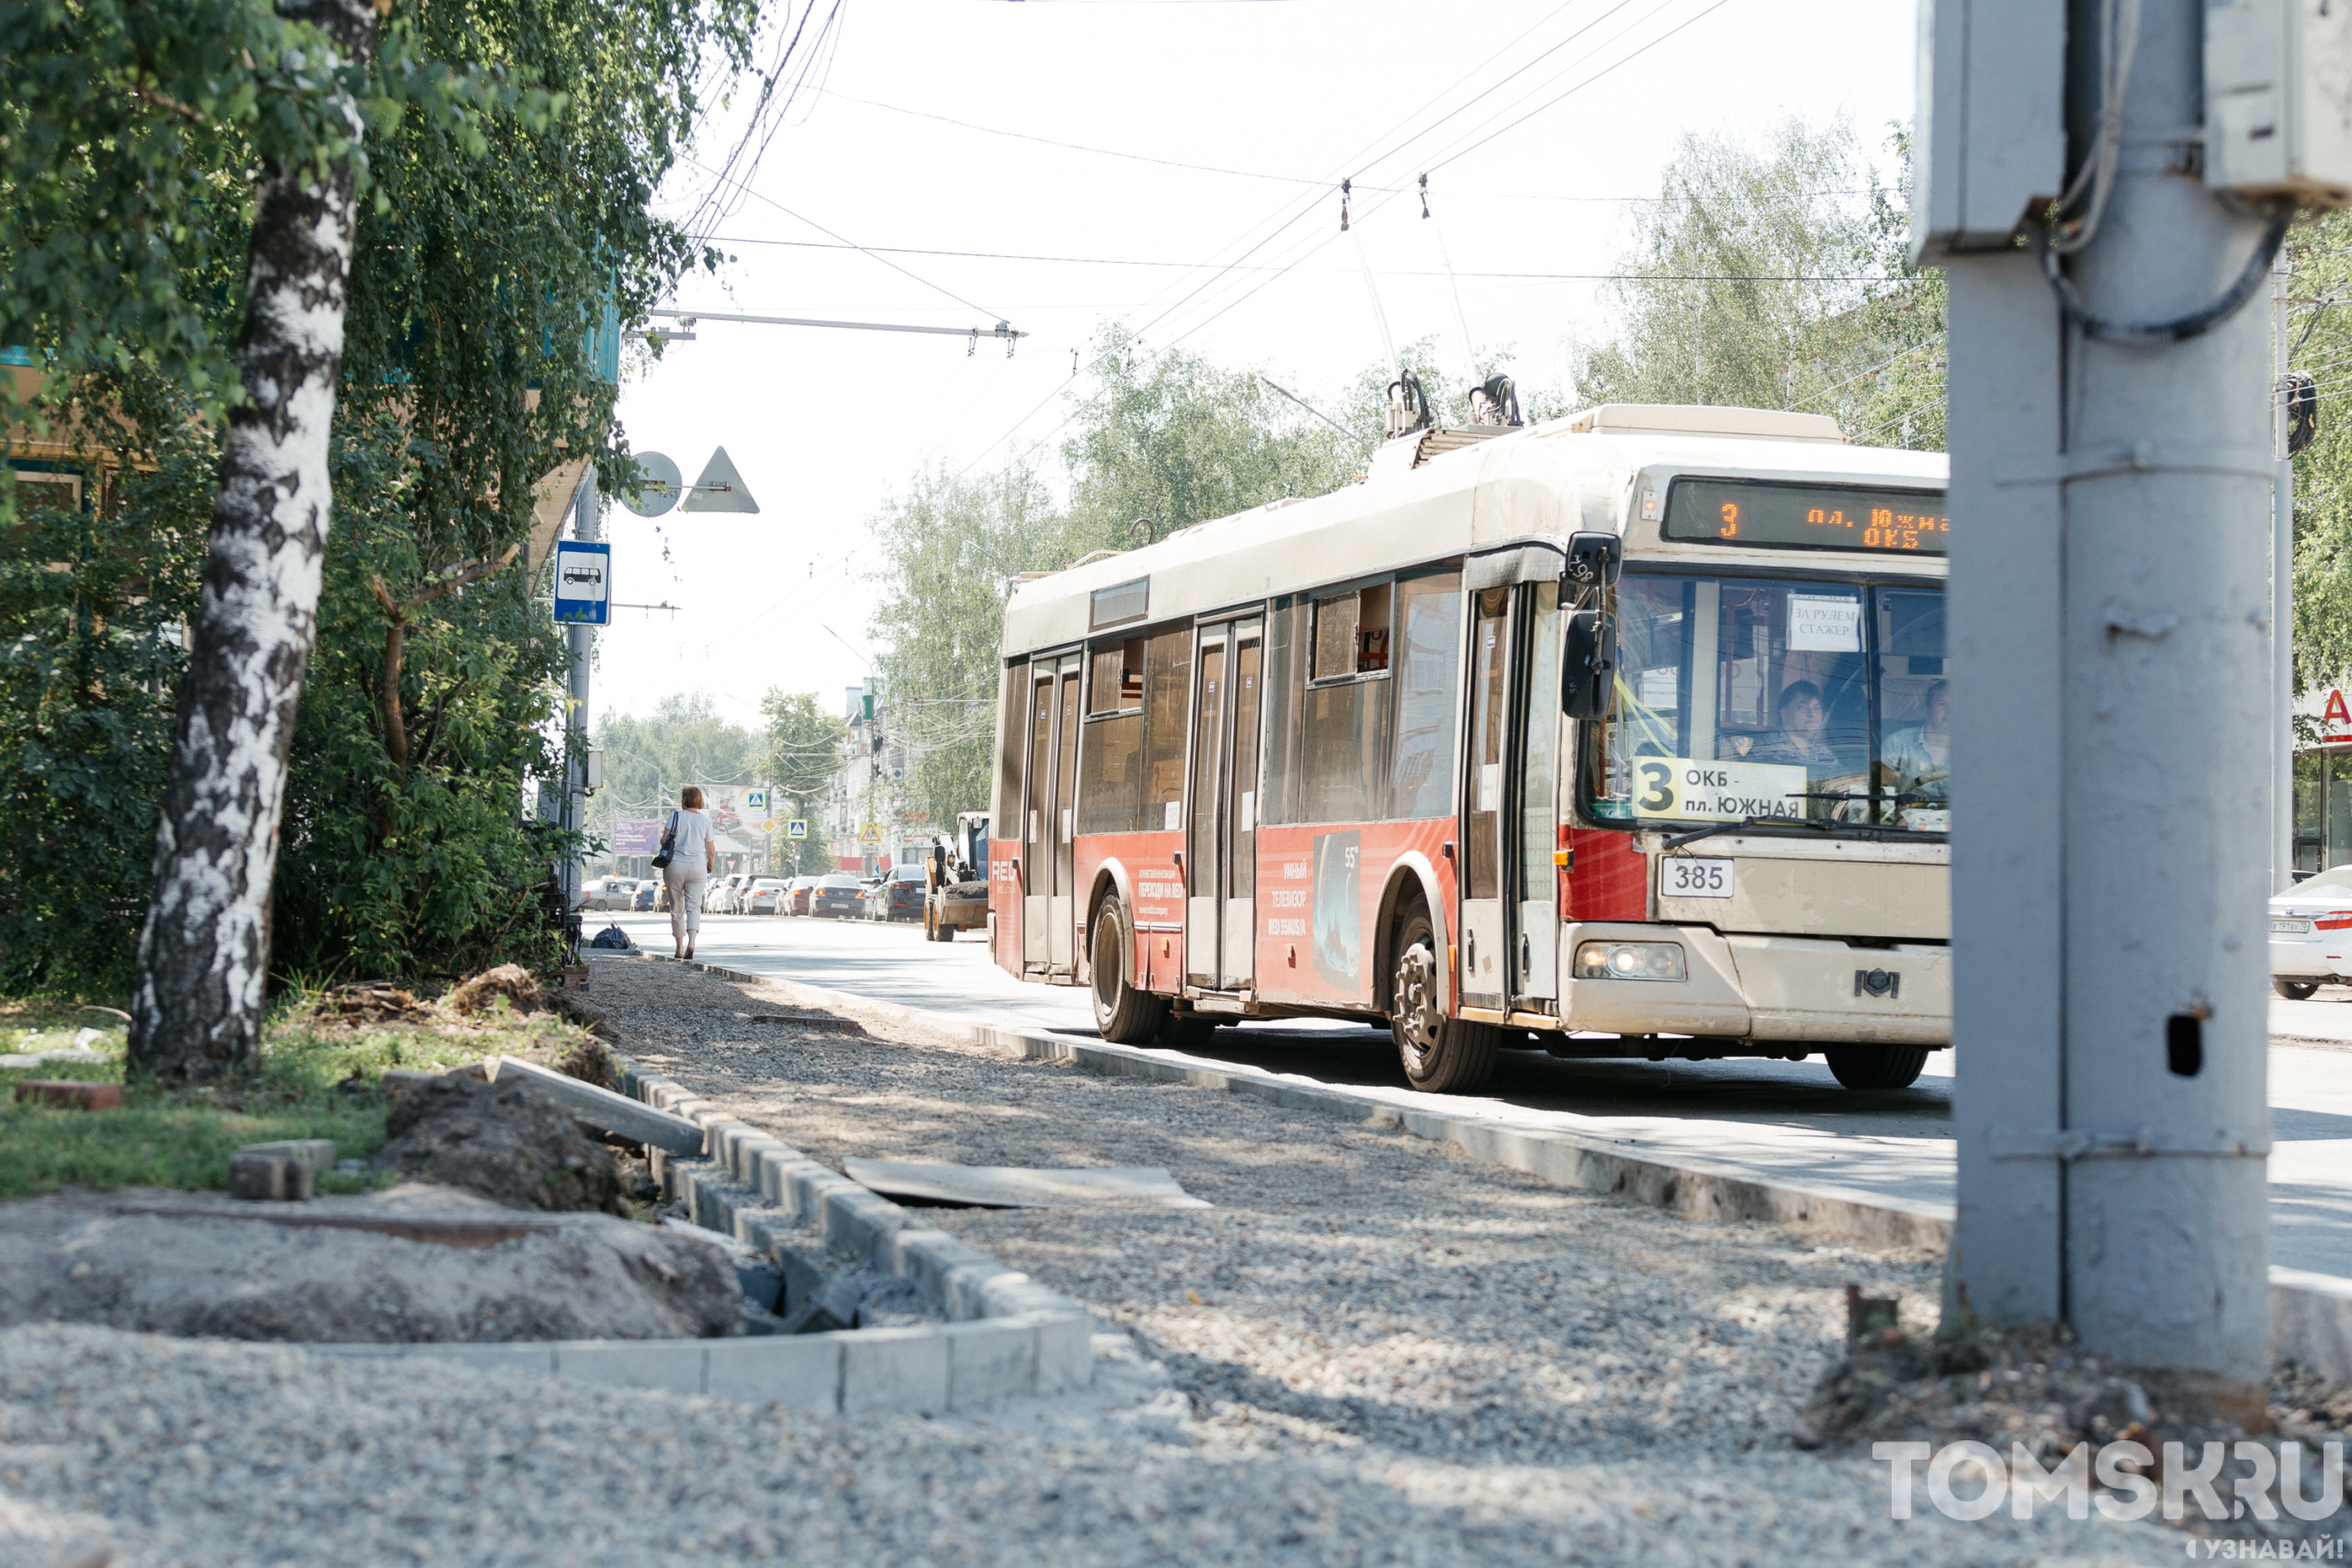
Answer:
[
  {"left": 1584, "top": 572, "right": 1948, "bottom": 833},
  {"left": 1663, "top": 477, "right": 1951, "bottom": 556}
]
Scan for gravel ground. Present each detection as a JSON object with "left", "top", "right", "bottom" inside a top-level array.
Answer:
[{"left": 0, "top": 956, "right": 2208, "bottom": 1563}]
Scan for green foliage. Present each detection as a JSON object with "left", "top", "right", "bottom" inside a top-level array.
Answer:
[
  {"left": 0, "top": 0, "right": 763, "bottom": 990},
  {"left": 589, "top": 693, "right": 763, "bottom": 855},
  {"left": 0, "top": 1001, "right": 575, "bottom": 1199},
  {"left": 1576, "top": 118, "right": 1944, "bottom": 450},
  {"left": 1061, "top": 327, "right": 1359, "bottom": 547},
  {"left": 0, "top": 373, "right": 211, "bottom": 996},
  {"left": 272, "top": 417, "right": 577, "bottom": 981},
  {"left": 0, "top": 0, "right": 562, "bottom": 448},
  {"left": 2287, "top": 212, "right": 2352, "bottom": 694},
  {"left": 761, "top": 689, "right": 848, "bottom": 873},
  {"left": 868, "top": 463, "right": 1068, "bottom": 830}
]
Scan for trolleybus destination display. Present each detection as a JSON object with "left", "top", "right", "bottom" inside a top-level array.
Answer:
[{"left": 1662, "top": 477, "right": 1951, "bottom": 555}]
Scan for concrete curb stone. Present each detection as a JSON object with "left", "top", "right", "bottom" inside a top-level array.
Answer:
[
  {"left": 669, "top": 958, "right": 2352, "bottom": 1384},
  {"left": 609, "top": 1064, "right": 1105, "bottom": 1408}
]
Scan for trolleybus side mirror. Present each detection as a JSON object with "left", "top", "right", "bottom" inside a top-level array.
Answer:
[
  {"left": 1562, "top": 607, "right": 1617, "bottom": 720},
  {"left": 1563, "top": 531, "right": 1623, "bottom": 596}
]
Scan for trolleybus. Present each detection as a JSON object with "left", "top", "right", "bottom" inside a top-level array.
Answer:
[{"left": 987, "top": 401, "right": 1951, "bottom": 1093}]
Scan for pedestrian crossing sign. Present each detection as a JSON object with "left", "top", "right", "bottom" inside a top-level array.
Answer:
[{"left": 787, "top": 819, "right": 808, "bottom": 840}]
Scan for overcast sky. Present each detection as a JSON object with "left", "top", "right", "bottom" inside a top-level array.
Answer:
[{"left": 593, "top": 0, "right": 1919, "bottom": 740}]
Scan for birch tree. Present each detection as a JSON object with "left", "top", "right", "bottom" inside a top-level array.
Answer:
[{"left": 126, "top": 0, "right": 380, "bottom": 1077}]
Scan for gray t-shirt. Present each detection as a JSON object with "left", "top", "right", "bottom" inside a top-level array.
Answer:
[{"left": 664, "top": 809, "right": 713, "bottom": 866}]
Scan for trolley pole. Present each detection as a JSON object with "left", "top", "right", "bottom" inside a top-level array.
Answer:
[{"left": 1937, "top": 0, "right": 2272, "bottom": 1404}]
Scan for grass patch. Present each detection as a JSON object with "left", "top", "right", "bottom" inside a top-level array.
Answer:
[{"left": 0, "top": 993, "right": 609, "bottom": 1201}]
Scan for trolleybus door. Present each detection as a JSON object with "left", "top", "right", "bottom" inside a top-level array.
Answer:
[
  {"left": 1512, "top": 583, "right": 1563, "bottom": 1008},
  {"left": 1460, "top": 589, "right": 1513, "bottom": 1010},
  {"left": 1020, "top": 654, "right": 1082, "bottom": 973},
  {"left": 1183, "top": 618, "right": 1263, "bottom": 990},
  {"left": 1464, "top": 582, "right": 1564, "bottom": 1013}
]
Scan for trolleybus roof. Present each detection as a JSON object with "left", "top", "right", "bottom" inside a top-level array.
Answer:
[{"left": 1001, "top": 407, "right": 1948, "bottom": 657}]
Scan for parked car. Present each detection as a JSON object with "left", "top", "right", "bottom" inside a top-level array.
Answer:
[
  {"left": 2271, "top": 864, "right": 2352, "bottom": 998},
  {"left": 810, "top": 874, "right": 865, "bottom": 919},
  {"left": 872, "top": 864, "right": 927, "bottom": 922},
  {"left": 706, "top": 873, "right": 741, "bottom": 915},
  {"left": 786, "top": 875, "right": 819, "bottom": 916},
  {"left": 745, "top": 877, "right": 788, "bottom": 915},
  {"left": 583, "top": 875, "right": 634, "bottom": 911},
  {"left": 632, "top": 880, "right": 659, "bottom": 912}
]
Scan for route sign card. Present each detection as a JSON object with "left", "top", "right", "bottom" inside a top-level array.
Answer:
[
  {"left": 552, "top": 542, "right": 611, "bottom": 625},
  {"left": 787, "top": 819, "right": 808, "bottom": 840}
]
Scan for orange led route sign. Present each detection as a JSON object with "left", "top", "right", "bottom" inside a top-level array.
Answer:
[{"left": 1663, "top": 477, "right": 1951, "bottom": 556}]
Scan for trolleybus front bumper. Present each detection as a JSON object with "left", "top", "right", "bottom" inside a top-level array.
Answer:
[{"left": 1556, "top": 922, "right": 1951, "bottom": 1047}]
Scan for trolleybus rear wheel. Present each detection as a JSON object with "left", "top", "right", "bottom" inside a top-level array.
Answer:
[
  {"left": 1091, "top": 897, "right": 1167, "bottom": 1044},
  {"left": 2275, "top": 978, "right": 2321, "bottom": 1000},
  {"left": 1823, "top": 1044, "right": 1928, "bottom": 1091},
  {"left": 1389, "top": 909, "right": 1498, "bottom": 1093}
]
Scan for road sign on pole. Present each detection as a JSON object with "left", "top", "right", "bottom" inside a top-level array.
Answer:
[
  {"left": 787, "top": 819, "right": 808, "bottom": 840},
  {"left": 615, "top": 452, "right": 682, "bottom": 518},
  {"left": 553, "top": 542, "right": 611, "bottom": 625}
]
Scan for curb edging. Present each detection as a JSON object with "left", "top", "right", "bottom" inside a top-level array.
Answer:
[{"left": 668, "top": 956, "right": 2352, "bottom": 1383}]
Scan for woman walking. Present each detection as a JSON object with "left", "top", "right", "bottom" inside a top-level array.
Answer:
[{"left": 661, "top": 785, "right": 716, "bottom": 960}]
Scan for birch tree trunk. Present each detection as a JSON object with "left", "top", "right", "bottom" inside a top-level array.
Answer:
[{"left": 129, "top": 0, "right": 379, "bottom": 1080}]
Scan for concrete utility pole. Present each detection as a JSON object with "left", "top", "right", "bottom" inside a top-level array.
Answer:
[
  {"left": 2275, "top": 252, "right": 2297, "bottom": 891},
  {"left": 568, "top": 467, "right": 601, "bottom": 923},
  {"left": 541, "top": 467, "right": 600, "bottom": 934},
  {"left": 1928, "top": 0, "right": 2284, "bottom": 1405}
]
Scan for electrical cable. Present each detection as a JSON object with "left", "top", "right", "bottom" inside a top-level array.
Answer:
[
  {"left": 2049, "top": 0, "right": 2142, "bottom": 257},
  {"left": 2034, "top": 212, "right": 2291, "bottom": 344}
]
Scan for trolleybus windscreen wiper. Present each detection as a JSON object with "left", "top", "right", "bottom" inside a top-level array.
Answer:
[{"left": 1663, "top": 478, "right": 1950, "bottom": 556}]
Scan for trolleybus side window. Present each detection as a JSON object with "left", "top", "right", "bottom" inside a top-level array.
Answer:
[
  {"left": 1299, "top": 584, "right": 1395, "bottom": 823},
  {"left": 1141, "top": 626, "right": 1190, "bottom": 832},
  {"left": 1261, "top": 598, "right": 1301, "bottom": 826},
  {"left": 993, "top": 659, "right": 1027, "bottom": 831},
  {"left": 1390, "top": 570, "right": 1463, "bottom": 820},
  {"left": 1079, "top": 637, "right": 1146, "bottom": 834},
  {"left": 1586, "top": 573, "right": 1947, "bottom": 833}
]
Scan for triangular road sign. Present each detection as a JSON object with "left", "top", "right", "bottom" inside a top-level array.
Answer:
[{"left": 683, "top": 446, "right": 760, "bottom": 513}]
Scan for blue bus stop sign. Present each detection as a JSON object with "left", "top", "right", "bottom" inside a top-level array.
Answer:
[{"left": 553, "top": 541, "right": 611, "bottom": 626}]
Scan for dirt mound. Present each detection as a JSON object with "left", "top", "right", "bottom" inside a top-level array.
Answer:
[
  {"left": 318, "top": 983, "right": 435, "bottom": 1025},
  {"left": 0, "top": 1188, "right": 743, "bottom": 1343},
  {"left": 371, "top": 1073, "right": 624, "bottom": 1213},
  {"left": 551, "top": 1036, "right": 616, "bottom": 1087},
  {"left": 1795, "top": 1320, "right": 2352, "bottom": 1544},
  {"left": 447, "top": 964, "right": 544, "bottom": 1017}
]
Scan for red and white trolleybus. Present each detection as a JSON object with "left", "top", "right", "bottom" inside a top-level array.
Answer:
[{"left": 987, "top": 401, "right": 1951, "bottom": 1094}]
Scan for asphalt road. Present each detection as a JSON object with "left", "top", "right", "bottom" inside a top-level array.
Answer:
[{"left": 598, "top": 908, "right": 2352, "bottom": 1280}]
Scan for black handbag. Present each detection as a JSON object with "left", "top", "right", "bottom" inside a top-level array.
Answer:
[{"left": 650, "top": 811, "right": 675, "bottom": 870}]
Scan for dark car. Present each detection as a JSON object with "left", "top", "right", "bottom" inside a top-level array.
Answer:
[
  {"left": 631, "top": 880, "right": 658, "bottom": 911},
  {"left": 876, "top": 864, "right": 926, "bottom": 922},
  {"left": 787, "top": 875, "right": 818, "bottom": 916},
  {"left": 810, "top": 874, "right": 865, "bottom": 919}
]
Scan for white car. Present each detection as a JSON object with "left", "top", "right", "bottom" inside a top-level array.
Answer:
[{"left": 2269, "top": 865, "right": 2352, "bottom": 998}]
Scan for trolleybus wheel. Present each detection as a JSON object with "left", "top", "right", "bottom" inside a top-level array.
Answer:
[
  {"left": 1823, "top": 1044, "right": 1929, "bottom": 1091},
  {"left": 2275, "top": 978, "right": 2321, "bottom": 1000},
  {"left": 1091, "top": 897, "right": 1167, "bottom": 1044},
  {"left": 1389, "top": 909, "right": 1498, "bottom": 1093}
]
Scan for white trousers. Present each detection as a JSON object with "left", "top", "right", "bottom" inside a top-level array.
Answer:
[{"left": 664, "top": 863, "right": 707, "bottom": 942}]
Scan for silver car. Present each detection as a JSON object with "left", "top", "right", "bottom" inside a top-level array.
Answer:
[{"left": 2269, "top": 864, "right": 2352, "bottom": 998}]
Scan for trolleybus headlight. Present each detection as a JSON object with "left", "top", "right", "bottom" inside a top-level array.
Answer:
[{"left": 1574, "top": 942, "right": 1687, "bottom": 982}]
